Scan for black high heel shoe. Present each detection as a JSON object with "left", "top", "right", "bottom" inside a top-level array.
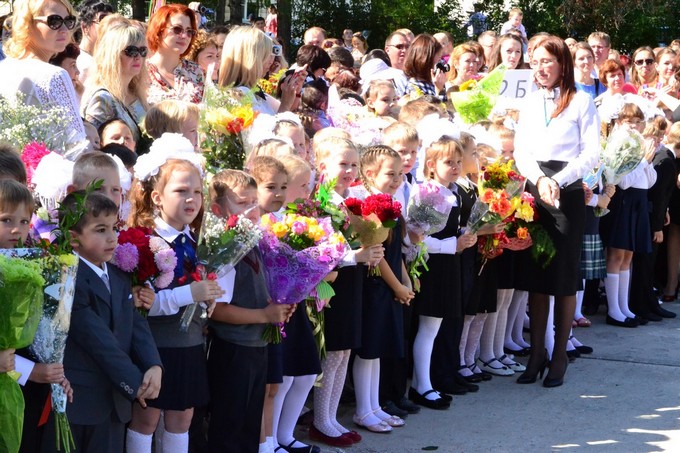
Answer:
[
  {"left": 543, "top": 353, "right": 568, "bottom": 388},
  {"left": 516, "top": 350, "right": 549, "bottom": 384}
]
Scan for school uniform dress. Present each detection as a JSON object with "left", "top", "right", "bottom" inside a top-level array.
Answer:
[
  {"left": 208, "top": 250, "right": 270, "bottom": 453},
  {"left": 600, "top": 160, "right": 657, "bottom": 254},
  {"left": 355, "top": 218, "right": 406, "bottom": 360},
  {"left": 413, "top": 182, "right": 462, "bottom": 319},
  {"left": 146, "top": 218, "right": 209, "bottom": 411},
  {"left": 514, "top": 89, "right": 600, "bottom": 296},
  {"left": 43, "top": 258, "right": 161, "bottom": 453}
]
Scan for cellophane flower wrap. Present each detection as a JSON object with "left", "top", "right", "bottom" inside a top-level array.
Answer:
[
  {"left": 404, "top": 182, "right": 457, "bottom": 291},
  {"left": 178, "top": 213, "right": 263, "bottom": 332},
  {"left": 0, "top": 94, "right": 89, "bottom": 160},
  {"left": 259, "top": 213, "right": 349, "bottom": 344},
  {"left": 601, "top": 127, "right": 646, "bottom": 185},
  {"left": 0, "top": 249, "right": 45, "bottom": 453},
  {"left": 467, "top": 159, "right": 526, "bottom": 234},
  {"left": 344, "top": 193, "right": 402, "bottom": 276},
  {"left": 200, "top": 84, "right": 258, "bottom": 171},
  {"left": 30, "top": 253, "right": 78, "bottom": 453},
  {"left": 450, "top": 64, "right": 507, "bottom": 124},
  {"left": 285, "top": 178, "right": 353, "bottom": 357}
]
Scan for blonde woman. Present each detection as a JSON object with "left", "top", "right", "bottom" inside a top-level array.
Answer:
[
  {"left": 0, "top": 0, "right": 86, "bottom": 159},
  {"left": 446, "top": 43, "right": 479, "bottom": 89},
  {"left": 218, "top": 25, "right": 304, "bottom": 115},
  {"left": 82, "top": 18, "right": 149, "bottom": 146}
]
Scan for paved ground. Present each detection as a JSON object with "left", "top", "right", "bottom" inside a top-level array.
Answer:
[{"left": 296, "top": 302, "right": 680, "bottom": 453}]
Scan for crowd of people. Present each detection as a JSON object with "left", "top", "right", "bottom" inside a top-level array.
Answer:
[{"left": 1, "top": 0, "right": 680, "bottom": 452}]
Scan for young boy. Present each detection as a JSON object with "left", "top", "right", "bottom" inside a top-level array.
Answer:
[
  {"left": 500, "top": 8, "right": 528, "bottom": 50},
  {"left": 51, "top": 191, "right": 162, "bottom": 453},
  {"left": 206, "top": 170, "right": 294, "bottom": 452},
  {"left": 250, "top": 156, "right": 289, "bottom": 215},
  {"left": 99, "top": 119, "right": 137, "bottom": 153},
  {"left": 144, "top": 100, "right": 200, "bottom": 149},
  {"left": 69, "top": 152, "right": 123, "bottom": 208},
  {"left": 382, "top": 122, "right": 419, "bottom": 205}
]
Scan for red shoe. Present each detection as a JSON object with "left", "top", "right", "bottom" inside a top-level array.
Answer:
[
  {"left": 309, "top": 425, "right": 354, "bottom": 447},
  {"left": 341, "top": 430, "right": 362, "bottom": 443}
]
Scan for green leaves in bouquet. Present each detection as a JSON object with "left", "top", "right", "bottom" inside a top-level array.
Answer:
[{"left": 528, "top": 223, "right": 556, "bottom": 269}]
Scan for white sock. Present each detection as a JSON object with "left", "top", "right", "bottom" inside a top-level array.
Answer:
[
  {"left": 258, "top": 442, "right": 271, "bottom": 453},
  {"left": 479, "top": 311, "right": 498, "bottom": 363},
  {"left": 266, "top": 436, "right": 275, "bottom": 452},
  {"left": 464, "top": 313, "right": 487, "bottom": 368},
  {"left": 605, "top": 273, "right": 626, "bottom": 321},
  {"left": 126, "top": 429, "right": 152, "bottom": 453},
  {"left": 411, "top": 316, "right": 442, "bottom": 399},
  {"left": 570, "top": 335, "right": 584, "bottom": 348},
  {"left": 574, "top": 279, "right": 586, "bottom": 320},
  {"left": 313, "top": 351, "right": 343, "bottom": 437},
  {"left": 277, "top": 375, "right": 316, "bottom": 448},
  {"left": 619, "top": 270, "right": 636, "bottom": 318},
  {"left": 459, "top": 316, "right": 473, "bottom": 366},
  {"left": 272, "top": 376, "right": 293, "bottom": 445},
  {"left": 329, "top": 350, "right": 351, "bottom": 434},
  {"left": 353, "top": 357, "right": 381, "bottom": 426},
  {"left": 545, "top": 297, "right": 555, "bottom": 360},
  {"left": 161, "top": 431, "right": 188, "bottom": 453},
  {"left": 494, "top": 289, "right": 513, "bottom": 359},
  {"left": 512, "top": 291, "right": 530, "bottom": 348}
]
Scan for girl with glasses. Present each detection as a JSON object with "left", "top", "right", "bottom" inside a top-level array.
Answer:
[
  {"left": 82, "top": 18, "right": 149, "bottom": 153},
  {"left": 0, "top": 0, "right": 87, "bottom": 160},
  {"left": 147, "top": 4, "right": 205, "bottom": 105}
]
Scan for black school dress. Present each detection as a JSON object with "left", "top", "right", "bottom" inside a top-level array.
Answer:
[
  {"left": 325, "top": 263, "right": 365, "bottom": 351},
  {"left": 355, "top": 218, "right": 405, "bottom": 360},
  {"left": 281, "top": 302, "right": 322, "bottom": 376},
  {"left": 413, "top": 187, "right": 462, "bottom": 319}
]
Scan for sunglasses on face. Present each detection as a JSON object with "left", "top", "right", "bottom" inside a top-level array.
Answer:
[
  {"left": 634, "top": 58, "right": 654, "bottom": 66},
  {"left": 34, "top": 14, "right": 77, "bottom": 30},
  {"left": 122, "top": 45, "right": 148, "bottom": 58},
  {"left": 167, "top": 25, "right": 196, "bottom": 38},
  {"left": 388, "top": 43, "right": 410, "bottom": 51}
]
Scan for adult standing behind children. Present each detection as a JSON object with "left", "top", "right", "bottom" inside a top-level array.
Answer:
[
  {"left": 147, "top": 4, "right": 205, "bottom": 105},
  {"left": 76, "top": 0, "right": 113, "bottom": 84},
  {"left": 383, "top": 31, "right": 411, "bottom": 96}
]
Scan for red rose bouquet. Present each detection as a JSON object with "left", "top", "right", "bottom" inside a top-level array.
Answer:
[{"left": 344, "top": 193, "right": 402, "bottom": 276}]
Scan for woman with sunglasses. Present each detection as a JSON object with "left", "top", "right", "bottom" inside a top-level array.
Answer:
[
  {"left": 1, "top": 0, "right": 87, "bottom": 159},
  {"left": 146, "top": 4, "right": 204, "bottom": 105},
  {"left": 630, "top": 46, "right": 658, "bottom": 94},
  {"left": 514, "top": 35, "right": 599, "bottom": 388},
  {"left": 82, "top": 18, "right": 148, "bottom": 151}
]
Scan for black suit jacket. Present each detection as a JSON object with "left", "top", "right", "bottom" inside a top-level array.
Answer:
[
  {"left": 649, "top": 147, "right": 678, "bottom": 232},
  {"left": 64, "top": 260, "right": 162, "bottom": 425}
]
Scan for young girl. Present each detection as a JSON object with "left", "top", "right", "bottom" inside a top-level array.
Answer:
[
  {"left": 310, "top": 137, "right": 383, "bottom": 447},
  {"left": 350, "top": 146, "right": 414, "bottom": 432},
  {"left": 600, "top": 103, "right": 657, "bottom": 327},
  {"left": 410, "top": 137, "right": 477, "bottom": 408},
  {"left": 273, "top": 118, "right": 307, "bottom": 157},
  {"left": 144, "top": 100, "right": 201, "bottom": 149},
  {"left": 278, "top": 155, "right": 312, "bottom": 203},
  {"left": 364, "top": 80, "right": 399, "bottom": 122},
  {"left": 126, "top": 142, "right": 223, "bottom": 453}
]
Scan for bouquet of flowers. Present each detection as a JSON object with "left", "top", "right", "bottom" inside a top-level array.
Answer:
[
  {"left": 344, "top": 193, "right": 402, "bottom": 276},
  {"left": 0, "top": 249, "right": 45, "bottom": 453},
  {"left": 600, "top": 127, "right": 646, "bottom": 185},
  {"left": 111, "top": 227, "right": 177, "bottom": 299},
  {"left": 326, "top": 86, "right": 387, "bottom": 146},
  {"left": 178, "top": 213, "right": 263, "bottom": 331},
  {"left": 0, "top": 94, "right": 89, "bottom": 160},
  {"left": 404, "top": 181, "right": 457, "bottom": 291},
  {"left": 200, "top": 84, "right": 259, "bottom": 171},
  {"left": 258, "top": 68, "right": 287, "bottom": 96},
  {"left": 259, "top": 213, "right": 349, "bottom": 343},
  {"left": 450, "top": 64, "right": 507, "bottom": 124},
  {"left": 467, "top": 159, "right": 526, "bottom": 234}
]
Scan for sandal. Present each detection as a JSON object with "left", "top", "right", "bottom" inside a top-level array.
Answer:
[{"left": 575, "top": 317, "right": 591, "bottom": 327}]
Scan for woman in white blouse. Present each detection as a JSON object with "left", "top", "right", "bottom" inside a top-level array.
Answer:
[
  {"left": 1, "top": 0, "right": 87, "bottom": 159},
  {"left": 513, "top": 35, "right": 600, "bottom": 388}
]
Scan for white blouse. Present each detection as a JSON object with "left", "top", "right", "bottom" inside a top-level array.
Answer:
[
  {"left": 0, "top": 58, "right": 86, "bottom": 159},
  {"left": 515, "top": 89, "right": 600, "bottom": 188}
]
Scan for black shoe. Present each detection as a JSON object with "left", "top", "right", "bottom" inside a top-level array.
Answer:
[
  {"left": 394, "top": 396, "right": 421, "bottom": 414},
  {"left": 635, "top": 315, "right": 649, "bottom": 325},
  {"left": 432, "top": 380, "right": 467, "bottom": 396},
  {"left": 566, "top": 349, "right": 580, "bottom": 362},
  {"left": 382, "top": 400, "right": 409, "bottom": 418},
  {"left": 470, "top": 366, "right": 493, "bottom": 381},
  {"left": 517, "top": 350, "right": 548, "bottom": 384},
  {"left": 275, "top": 440, "right": 320, "bottom": 453},
  {"left": 575, "top": 345, "right": 593, "bottom": 354},
  {"left": 504, "top": 346, "right": 530, "bottom": 357},
  {"left": 605, "top": 315, "right": 639, "bottom": 328},
  {"left": 652, "top": 306, "right": 677, "bottom": 318},
  {"left": 642, "top": 311, "right": 663, "bottom": 322},
  {"left": 408, "top": 388, "right": 450, "bottom": 410},
  {"left": 543, "top": 375, "right": 564, "bottom": 388},
  {"left": 453, "top": 373, "right": 480, "bottom": 392}
]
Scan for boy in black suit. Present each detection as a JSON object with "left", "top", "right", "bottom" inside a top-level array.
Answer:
[{"left": 43, "top": 192, "right": 163, "bottom": 453}]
